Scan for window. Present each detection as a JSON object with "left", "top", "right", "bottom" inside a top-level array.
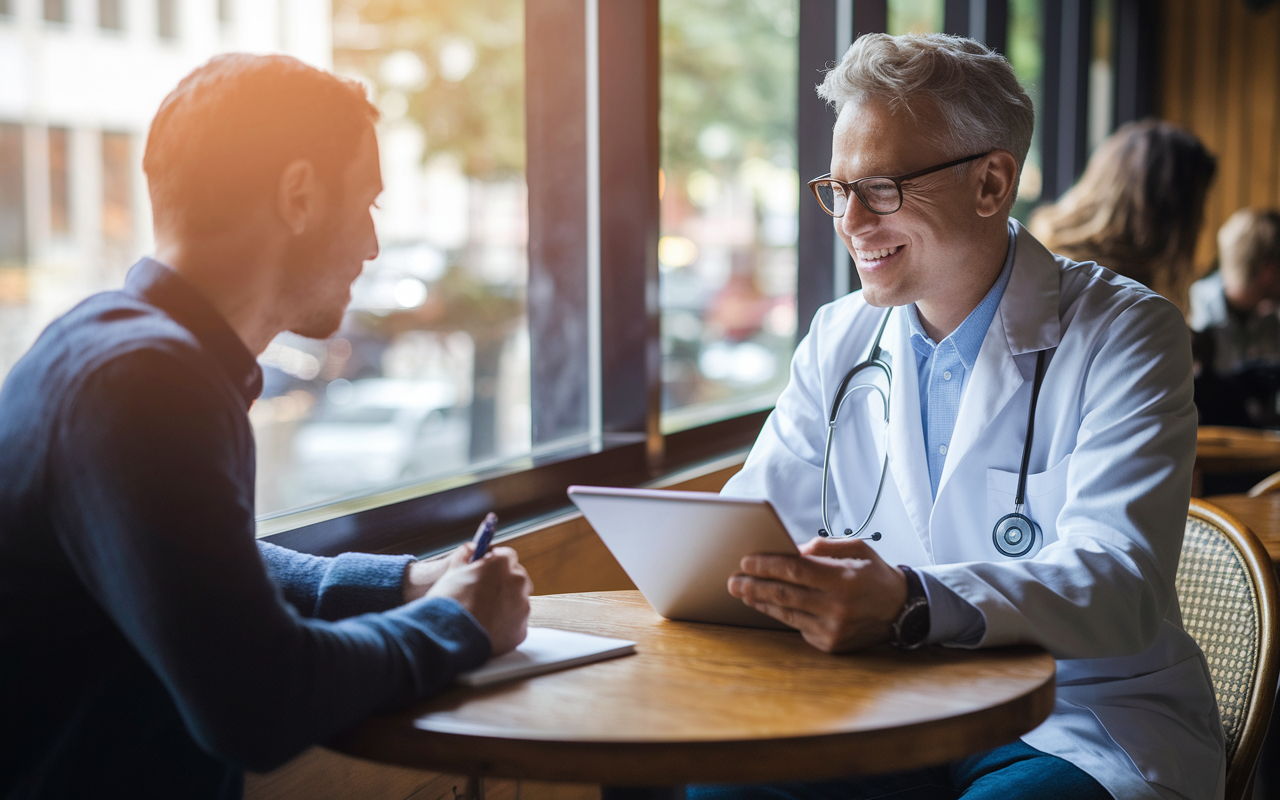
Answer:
[
  {"left": 100, "top": 0, "right": 124, "bottom": 31},
  {"left": 659, "top": 0, "right": 799, "bottom": 432},
  {"left": 0, "top": 125, "right": 23, "bottom": 262},
  {"left": 44, "top": 0, "right": 66, "bottom": 24},
  {"left": 102, "top": 132, "right": 132, "bottom": 255},
  {"left": 157, "top": 0, "right": 177, "bottom": 40},
  {"left": 47, "top": 127, "right": 70, "bottom": 237},
  {"left": 1088, "top": 0, "right": 1115, "bottom": 153},
  {"left": 887, "top": 0, "right": 942, "bottom": 35},
  {"left": 1009, "top": 0, "right": 1044, "bottom": 220},
  {"left": 250, "top": 1, "right": 536, "bottom": 516}
]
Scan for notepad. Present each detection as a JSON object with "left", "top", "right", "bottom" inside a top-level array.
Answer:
[{"left": 457, "top": 627, "right": 637, "bottom": 687}]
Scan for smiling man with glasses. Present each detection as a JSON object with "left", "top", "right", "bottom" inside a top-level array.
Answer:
[{"left": 702, "top": 33, "right": 1222, "bottom": 800}]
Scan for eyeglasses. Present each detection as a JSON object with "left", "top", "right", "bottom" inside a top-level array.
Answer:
[{"left": 807, "top": 151, "right": 991, "bottom": 217}]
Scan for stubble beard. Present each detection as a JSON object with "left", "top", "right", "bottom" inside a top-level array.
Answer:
[{"left": 280, "top": 226, "right": 353, "bottom": 340}]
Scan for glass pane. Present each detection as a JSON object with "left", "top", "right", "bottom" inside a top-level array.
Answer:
[
  {"left": 0, "top": 2, "right": 538, "bottom": 519},
  {"left": 102, "top": 133, "right": 132, "bottom": 255},
  {"left": 0, "top": 125, "right": 22, "bottom": 262},
  {"left": 252, "top": 1, "right": 530, "bottom": 516},
  {"left": 48, "top": 127, "right": 69, "bottom": 237},
  {"left": 1009, "top": 0, "right": 1043, "bottom": 221},
  {"left": 43, "top": 0, "right": 65, "bottom": 23},
  {"left": 157, "top": 0, "right": 176, "bottom": 39},
  {"left": 659, "top": 0, "right": 799, "bottom": 431},
  {"left": 1089, "top": 0, "right": 1115, "bottom": 153},
  {"left": 887, "top": 0, "right": 943, "bottom": 35},
  {"left": 100, "top": 0, "right": 124, "bottom": 30}
]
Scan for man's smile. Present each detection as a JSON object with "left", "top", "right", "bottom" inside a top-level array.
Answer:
[{"left": 854, "top": 244, "right": 904, "bottom": 267}]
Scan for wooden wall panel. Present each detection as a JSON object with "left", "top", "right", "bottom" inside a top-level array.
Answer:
[
  {"left": 1160, "top": 0, "right": 1280, "bottom": 273},
  {"left": 1246, "top": 12, "right": 1280, "bottom": 210}
]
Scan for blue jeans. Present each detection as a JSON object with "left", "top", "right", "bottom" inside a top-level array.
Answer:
[{"left": 687, "top": 742, "right": 1112, "bottom": 800}]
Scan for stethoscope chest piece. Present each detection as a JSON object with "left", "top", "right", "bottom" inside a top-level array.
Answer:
[{"left": 992, "top": 512, "right": 1039, "bottom": 558}]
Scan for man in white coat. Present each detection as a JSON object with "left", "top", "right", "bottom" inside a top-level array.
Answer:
[{"left": 702, "top": 34, "right": 1223, "bottom": 800}]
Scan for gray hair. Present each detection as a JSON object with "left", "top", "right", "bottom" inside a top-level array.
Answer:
[{"left": 818, "top": 33, "right": 1035, "bottom": 175}]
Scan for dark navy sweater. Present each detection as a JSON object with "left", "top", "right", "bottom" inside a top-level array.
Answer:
[{"left": 0, "top": 259, "right": 491, "bottom": 799}]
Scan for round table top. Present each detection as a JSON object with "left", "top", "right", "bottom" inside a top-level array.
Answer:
[
  {"left": 1196, "top": 426, "right": 1280, "bottom": 475},
  {"left": 331, "top": 591, "right": 1056, "bottom": 785},
  {"left": 1204, "top": 493, "right": 1280, "bottom": 562}
]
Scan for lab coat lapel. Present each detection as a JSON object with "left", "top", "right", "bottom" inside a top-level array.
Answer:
[
  {"left": 936, "top": 222, "right": 1063, "bottom": 494},
  {"left": 883, "top": 309, "right": 935, "bottom": 553}
]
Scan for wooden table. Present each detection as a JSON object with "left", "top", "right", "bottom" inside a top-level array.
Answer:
[
  {"left": 1204, "top": 493, "right": 1280, "bottom": 562},
  {"left": 1196, "top": 426, "right": 1280, "bottom": 476},
  {"left": 331, "top": 591, "right": 1056, "bottom": 789}
]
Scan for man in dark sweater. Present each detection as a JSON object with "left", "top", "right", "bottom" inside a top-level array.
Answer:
[{"left": 0, "top": 54, "right": 532, "bottom": 798}]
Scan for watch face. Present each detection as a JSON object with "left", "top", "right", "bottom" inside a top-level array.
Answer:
[{"left": 896, "top": 598, "right": 930, "bottom": 649}]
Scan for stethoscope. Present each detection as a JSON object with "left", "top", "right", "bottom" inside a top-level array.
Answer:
[{"left": 818, "top": 308, "right": 1049, "bottom": 558}]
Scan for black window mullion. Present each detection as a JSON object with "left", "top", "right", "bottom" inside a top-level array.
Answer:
[
  {"left": 1113, "top": 0, "right": 1157, "bottom": 125},
  {"left": 797, "top": 0, "right": 841, "bottom": 339},
  {"left": 944, "top": 0, "right": 1008, "bottom": 54},
  {"left": 1040, "top": 0, "right": 1092, "bottom": 201}
]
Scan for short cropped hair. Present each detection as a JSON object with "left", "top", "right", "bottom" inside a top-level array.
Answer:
[
  {"left": 1219, "top": 208, "right": 1280, "bottom": 288},
  {"left": 143, "top": 54, "right": 379, "bottom": 235},
  {"left": 817, "top": 33, "right": 1035, "bottom": 176}
]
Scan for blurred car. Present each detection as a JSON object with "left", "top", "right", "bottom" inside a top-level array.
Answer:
[{"left": 293, "top": 378, "right": 468, "bottom": 496}]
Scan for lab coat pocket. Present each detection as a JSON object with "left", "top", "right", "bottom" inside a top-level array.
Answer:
[{"left": 986, "top": 454, "right": 1072, "bottom": 554}]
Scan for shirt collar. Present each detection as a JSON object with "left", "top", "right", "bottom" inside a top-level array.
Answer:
[
  {"left": 123, "top": 258, "right": 264, "bottom": 407},
  {"left": 907, "top": 222, "right": 1018, "bottom": 369}
]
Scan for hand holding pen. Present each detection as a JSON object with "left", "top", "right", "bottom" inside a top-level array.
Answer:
[{"left": 468, "top": 512, "right": 499, "bottom": 562}]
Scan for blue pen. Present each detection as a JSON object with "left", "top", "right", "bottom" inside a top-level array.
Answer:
[{"left": 468, "top": 512, "right": 499, "bottom": 562}]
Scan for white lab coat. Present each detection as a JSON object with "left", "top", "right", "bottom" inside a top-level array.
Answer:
[{"left": 723, "top": 222, "right": 1224, "bottom": 800}]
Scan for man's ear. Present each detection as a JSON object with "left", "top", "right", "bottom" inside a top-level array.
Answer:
[
  {"left": 974, "top": 150, "right": 1019, "bottom": 218},
  {"left": 277, "top": 159, "right": 323, "bottom": 236}
]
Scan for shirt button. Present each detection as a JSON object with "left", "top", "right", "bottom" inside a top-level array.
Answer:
[
  {"left": 943, "top": 370, "right": 952, "bottom": 381},
  {"left": 939, "top": 444, "right": 948, "bottom": 455}
]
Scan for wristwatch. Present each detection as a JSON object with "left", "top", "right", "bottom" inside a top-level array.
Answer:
[{"left": 891, "top": 565, "right": 930, "bottom": 650}]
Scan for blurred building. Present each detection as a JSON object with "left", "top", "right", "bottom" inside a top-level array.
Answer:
[{"left": 0, "top": 0, "right": 331, "bottom": 374}]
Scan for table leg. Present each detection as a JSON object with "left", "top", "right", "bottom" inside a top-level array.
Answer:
[
  {"left": 602, "top": 787, "right": 685, "bottom": 800},
  {"left": 454, "top": 776, "right": 485, "bottom": 800}
]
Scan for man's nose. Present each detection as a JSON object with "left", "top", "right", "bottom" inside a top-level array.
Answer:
[{"left": 839, "top": 196, "right": 880, "bottom": 238}]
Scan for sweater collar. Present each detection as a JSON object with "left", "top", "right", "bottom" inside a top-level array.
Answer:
[{"left": 123, "top": 257, "right": 264, "bottom": 407}]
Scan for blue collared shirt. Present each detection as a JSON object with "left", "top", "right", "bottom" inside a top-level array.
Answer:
[{"left": 907, "top": 223, "right": 1018, "bottom": 499}]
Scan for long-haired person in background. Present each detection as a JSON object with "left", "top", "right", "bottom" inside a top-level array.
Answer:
[{"left": 1030, "top": 120, "right": 1217, "bottom": 314}]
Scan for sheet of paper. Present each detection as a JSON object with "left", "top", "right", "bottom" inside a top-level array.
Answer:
[{"left": 456, "top": 626, "right": 637, "bottom": 687}]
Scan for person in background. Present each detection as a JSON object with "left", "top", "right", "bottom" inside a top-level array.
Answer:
[
  {"left": 1189, "top": 209, "right": 1280, "bottom": 425},
  {"left": 0, "top": 54, "right": 532, "bottom": 799},
  {"left": 1029, "top": 119, "right": 1217, "bottom": 314}
]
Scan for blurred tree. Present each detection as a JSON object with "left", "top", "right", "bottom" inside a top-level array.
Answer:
[
  {"left": 334, "top": 0, "right": 524, "bottom": 178},
  {"left": 661, "top": 0, "right": 797, "bottom": 182},
  {"left": 334, "top": 0, "right": 525, "bottom": 461}
]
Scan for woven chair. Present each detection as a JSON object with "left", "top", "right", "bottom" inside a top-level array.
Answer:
[
  {"left": 1247, "top": 470, "right": 1280, "bottom": 497},
  {"left": 1180, "top": 500, "right": 1280, "bottom": 800}
]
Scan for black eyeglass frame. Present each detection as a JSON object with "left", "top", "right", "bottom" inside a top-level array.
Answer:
[{"left": 807, "top": 151, "right": 992, "bottom": 217}]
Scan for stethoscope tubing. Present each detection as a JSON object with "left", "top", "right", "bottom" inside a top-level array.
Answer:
[
  {"left": 819, "top": 309, "right": 893, "bottom": 539},
  {"left": 819, "top": 306, "right": 1053, "bottom": 558}
]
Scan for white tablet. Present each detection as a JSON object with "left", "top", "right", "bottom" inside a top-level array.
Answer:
[{"left": 566, "top": 485, "right": 799, "bottom": 630}]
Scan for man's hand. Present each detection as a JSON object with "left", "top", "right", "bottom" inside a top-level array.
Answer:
[
  {"left": 402, "top": 554, "right": 452, "bottom": 604},
  {"left": 425, "top": 544, "right": 532, "bottom": 656},
  {"left": 728, "top": 537, "right": 908, "bottom": 653}
]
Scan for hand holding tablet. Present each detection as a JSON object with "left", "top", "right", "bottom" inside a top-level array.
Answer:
[{"left": 567, "top": 486, "right": 800, "bottom": 629}]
